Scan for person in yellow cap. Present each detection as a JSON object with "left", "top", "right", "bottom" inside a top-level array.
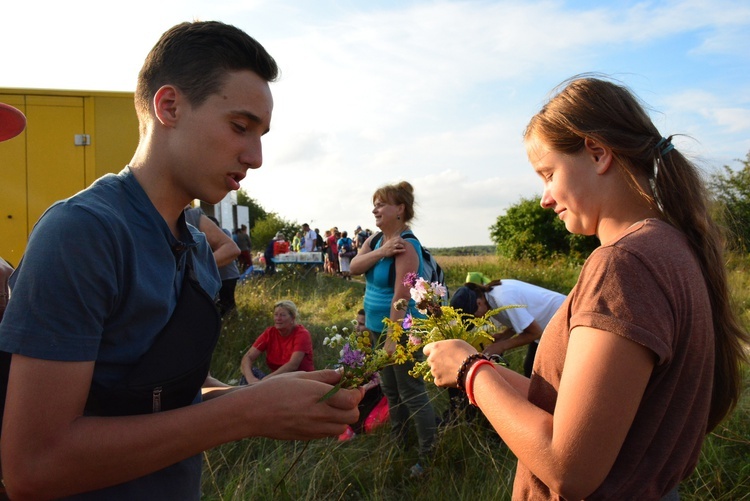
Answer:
[{"left": 464, "top": 271, "right": 490, "bottom": 285}]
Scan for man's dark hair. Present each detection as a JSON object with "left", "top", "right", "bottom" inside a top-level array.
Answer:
[
  {"left": 135, "top": 21, "right": 279, "bottom": 125},
  {"left": 358, "top": 309, "right": 365, "bottom": 316}
]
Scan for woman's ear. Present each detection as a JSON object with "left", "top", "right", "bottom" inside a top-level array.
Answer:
[{"left": 584, "top": 137, "right": 613, "bottom": 174}]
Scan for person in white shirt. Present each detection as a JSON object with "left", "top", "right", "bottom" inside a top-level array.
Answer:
[
  {"left": 301, "top": 223, "right": 317, "bottom": 252},
  {"left": 450, "top": 279, "right": 566, "bottom": 377}
]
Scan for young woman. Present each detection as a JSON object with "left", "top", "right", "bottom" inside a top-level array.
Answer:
[
  {"left": 350, "top": 181, "right": 437, "bottom": 476},
  {"left": 424, "top": 77, "right": 748, "bottom": 500}
]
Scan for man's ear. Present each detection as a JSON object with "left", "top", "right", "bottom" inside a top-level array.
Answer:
[
  {"left": 153, "top": 85, "right": 179, "bottom": 127},
  {"left": 584, "top": 137, "right": 613, "bottom": 174}
]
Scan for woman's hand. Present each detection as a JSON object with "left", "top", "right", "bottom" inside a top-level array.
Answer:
[
  {"left": 423, "top": 339, "right": 478, "bottom": 388},
  {"left": 379, "top": 236, "right": 408, "bottom": 258},
  {"left": 384, "top": 337, "right": 397, "bottom": 356}
]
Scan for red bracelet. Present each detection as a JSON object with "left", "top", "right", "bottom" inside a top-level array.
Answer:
[{"left": 465, "top": 359, "right": 495, "bottom": 407}]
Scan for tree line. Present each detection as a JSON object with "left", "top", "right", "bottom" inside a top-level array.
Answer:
[{"left": 236, "top": 151, "right": 750, "bottom": 259}]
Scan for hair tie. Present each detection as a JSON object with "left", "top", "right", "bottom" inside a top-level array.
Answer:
[{"left": 655, "top": 136, "right": 675, "bottom": 156}]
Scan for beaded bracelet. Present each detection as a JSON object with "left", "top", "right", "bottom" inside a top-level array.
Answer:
[
  {"left": 455, "top": 353, "right": 488, "bottom": 391},
  {"left": 465, "top": 359, "right": 494, "bottom": 407}
]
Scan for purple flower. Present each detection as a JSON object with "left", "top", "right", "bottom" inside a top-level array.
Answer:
[
  {"left": 339, "top": 344, "right": 365, "bottom": 368},
  {"left": 402, "top": 314, "right": 413, "bottom": 329},
  {"left": 403, "top": 272, "right": 419, "bottom": 287}
]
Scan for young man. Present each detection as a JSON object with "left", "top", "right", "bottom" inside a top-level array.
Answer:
[{"left": 0, "top": 21, "right": 361, "bottom": 500}]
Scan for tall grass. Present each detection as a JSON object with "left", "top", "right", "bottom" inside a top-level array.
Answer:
[{"left": 202, "top": 256, "right": 750, "bottom": 500}]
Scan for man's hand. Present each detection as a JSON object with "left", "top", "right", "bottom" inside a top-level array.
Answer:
[{"left": 233, "top": 370, "right": 364, "bottom": 440}]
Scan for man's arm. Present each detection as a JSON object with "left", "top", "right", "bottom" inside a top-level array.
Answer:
[
  {"left": 1, "top": 354, "right": 362, "bottom": 500},
  {"left": 199, "top": 215, "right": 240, "bottom": 267}
]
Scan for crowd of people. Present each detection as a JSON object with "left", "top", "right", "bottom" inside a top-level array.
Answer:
[
  {"left": 254, "top": 224, "right": 373, "bottom": 278},
  {"left": 0, "top": 18, "right": 747, "bottom": 501}
]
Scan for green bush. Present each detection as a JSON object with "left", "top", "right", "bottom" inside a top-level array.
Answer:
[{"left": 489, "top": 196, "right": 598, "bottom": 262}]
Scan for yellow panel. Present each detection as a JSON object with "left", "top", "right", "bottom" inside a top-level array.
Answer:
[
  {"left": 26, "top": 97, "right": 86, "bottom": 230},
  {"left": 91, "top": 95, "right": 139, "bottom": 181},
  {"left": 0, "top": 95, "right": 28, "bottom": 265}
]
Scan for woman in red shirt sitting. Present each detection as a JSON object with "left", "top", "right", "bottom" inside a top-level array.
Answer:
[{"left": 240, "top": 300, "right": 314, "bottom": 383}]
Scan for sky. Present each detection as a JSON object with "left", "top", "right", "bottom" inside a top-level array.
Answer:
[{"left": 2, "top": 0, "right": 749, "bottom": 247}]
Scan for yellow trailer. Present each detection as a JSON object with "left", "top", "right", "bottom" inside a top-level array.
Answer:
[{"left": 0, "top": 88, "right": 139, "bottom": 265}]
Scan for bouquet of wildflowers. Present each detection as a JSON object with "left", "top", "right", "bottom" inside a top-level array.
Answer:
[
  {"left": 322, "top": 322, "right": 396, "bottom": 391},
  {"left": 385, "top": 272, "right": 519, "bottom": 381}
]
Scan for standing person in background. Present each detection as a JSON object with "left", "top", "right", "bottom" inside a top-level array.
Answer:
[
  {"left": 354, "top": 225, "right": 367, "bottom": 249},
  {"left": 322, "top": 230, "right": 333, "bottom": 274},
  {"left": 350, "top": 181, "right": 437, "bottom": 478},
  {"left": 327, "top": 229, "right": 340, "bottom": 276},
  {"left": 301, "top": 223, "right": 317, "bottom": 252},
  {"left": 424, "top": 76, "right": 749, "bottom": 500},
  {"left": 207, "top": 216, "right": 240, "bottom": 317},
  {"left": 236, "top": 224, "right": 253, "bottom": 273},
  {"left": 291, "top": 231, "right": 302, "bottom": 252},
  {"left": 315, "top": 228, "right": 325, "bottom": 252},
  {"left": 337, "top": 230, "right": 354, "bottom": 280},
  {"left": 184, "top": 206, "right": 240, "bottom": 268},
  {"left": 0, "top": 21, "right": 362, "bottom": 500},
  {"left": 450, "top": 280, "right": 566, "bottom": 377},
  {"left": 184, "top": 207, "right": 240, "bottom": 317},
  {"left": 263, "top": 232, "right": 286, "bottom": 275}
]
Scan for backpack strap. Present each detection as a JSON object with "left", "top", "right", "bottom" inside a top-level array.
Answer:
[
  {"left": 370, "top": 231, "right": 384, "bottom": 248},
  {"left": 371, "top": 231, "right": 420, "bottom": 288}
]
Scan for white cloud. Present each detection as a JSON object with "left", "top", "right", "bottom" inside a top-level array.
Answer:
[{"left": 3, "top": 0, "right": 749, "bottom": 246}]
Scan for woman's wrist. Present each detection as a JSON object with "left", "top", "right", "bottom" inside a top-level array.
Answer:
[
  {"left": 465, "top": 359, "right": 495, "bottom": 406},
  {"left": 455, "top": 353, "right": 488, "bottom": 391}
]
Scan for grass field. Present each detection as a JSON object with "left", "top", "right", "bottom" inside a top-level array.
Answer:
[{"left": 202, "top": 255, "right": 750, "bottom": 500}]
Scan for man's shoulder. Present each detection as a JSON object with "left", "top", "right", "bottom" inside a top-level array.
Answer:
[{"left": 63, "top": 170, "right": 135, "bottom": 217}]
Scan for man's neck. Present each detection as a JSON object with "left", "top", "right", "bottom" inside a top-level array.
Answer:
[{"left": 129, "top": 160, "right": 190, "bottom": 238}]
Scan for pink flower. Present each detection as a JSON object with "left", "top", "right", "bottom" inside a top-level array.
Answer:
[
  {"left": 432, "top": 283, "right": 447, "bottom": 299},
  {"left": 410, "top": 278, "right": 428, "bottom": 303},
  {"left": 408, "top": 333, "right": 422, "bottom": 345},
  {"left": 403, "top": 272, "right": 419, "bottom": 287}
]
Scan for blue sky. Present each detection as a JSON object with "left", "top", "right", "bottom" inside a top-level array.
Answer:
[{"left": 3, "top": 0, "right": 749, "bottom": 247}]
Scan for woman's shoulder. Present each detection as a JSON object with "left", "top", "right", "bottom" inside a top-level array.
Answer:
[{"left": 293, "top": 324, "right": 311, "bottom": 335}]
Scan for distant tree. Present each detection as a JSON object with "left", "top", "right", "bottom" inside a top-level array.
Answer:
[
  {"left": 489, "top": 196, "right": 598, "bottom": 261},
  {"left": 250, "top": 213, "right": 300, "bottom": 255},
  {"left": 709, "top": 152, "right": 750, "bottom": 253},
  {"left": 236, "top": 188, "right": 268, "bottom": 230}
]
